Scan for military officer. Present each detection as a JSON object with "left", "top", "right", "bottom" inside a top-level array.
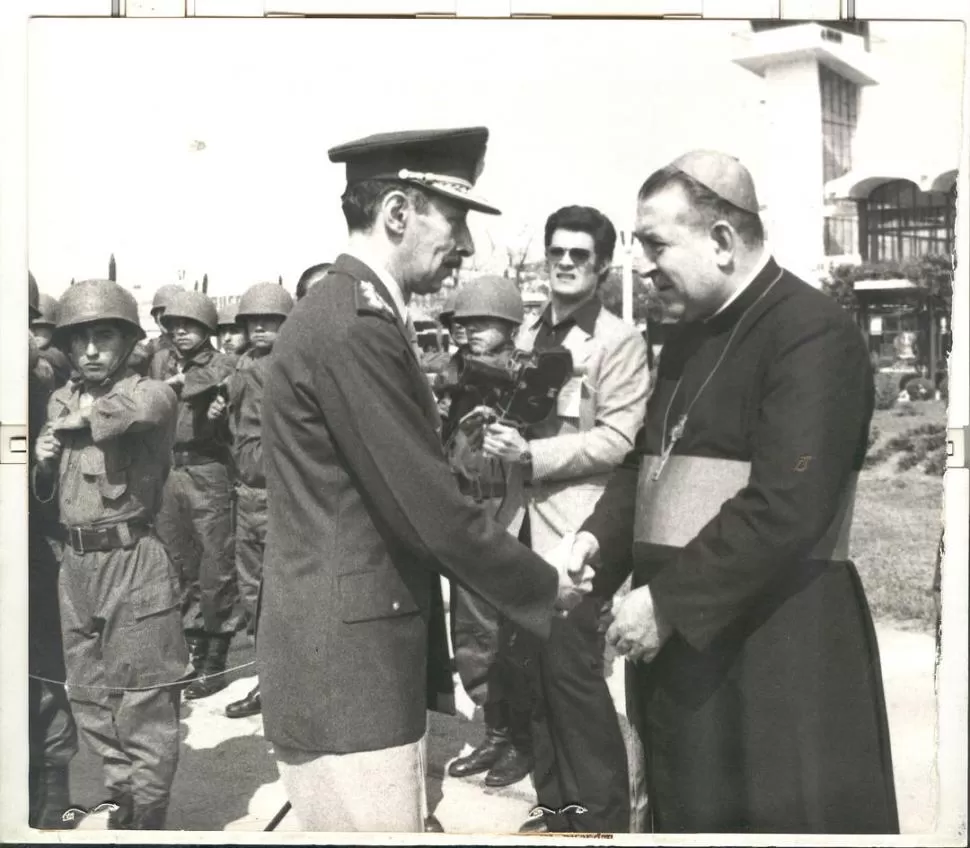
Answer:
[
  {"left": 210, "top": 282, "right": 295, "bottom": 719},
  {"left": 31, "top": 279, "right": 190, "bottom": 830},
  {"left": 27, "top": 273, "right": 79, "bottom": 829},
  {"left": 574, "top": 150, "right": 899, "bottom": 833},
  {"left": 153, "top": 290, "right": 238, "bottom": 700},
  {"left": 257, "top": 127, "right": 591, "bottom": 832}
]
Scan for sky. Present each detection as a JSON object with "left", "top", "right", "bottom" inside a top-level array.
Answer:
[{"left": 26, "top": 18, "right": 965, "bottom": 299}]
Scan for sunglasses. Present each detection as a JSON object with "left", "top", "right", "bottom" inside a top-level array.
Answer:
[{"left": 546, "top": 246, "right": 594, "bottom": 265}]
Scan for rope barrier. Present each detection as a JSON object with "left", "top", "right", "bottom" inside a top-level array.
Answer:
[{"left": 28, "top": 660, "right": 257, "bottom": 693}]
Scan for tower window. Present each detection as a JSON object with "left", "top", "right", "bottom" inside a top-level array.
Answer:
[{"left": 820, "top": 64, "right": 859, "bottom": 182}]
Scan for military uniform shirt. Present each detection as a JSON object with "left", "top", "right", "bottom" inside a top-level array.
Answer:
[
  {"left": 172, "top": 343, "right": 235, "bottom": 452},
  {"left": 38, "top": 372, "right": 178, "bottom": 528}
]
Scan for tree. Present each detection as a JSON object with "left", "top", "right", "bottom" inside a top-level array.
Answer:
[
  {"left": 70, "top": 277, "right": 75, "bottom": 287},
  {"left": 202, "top": 273, "right": 209, "bottom": 294},
  {"left": 108, "top": 253, "right": 117, "bottom": 282},
  {"left": 597, "top": 267, "right": 654, "bottom": 323},
  {"left": 824, "top": 253, "right": 954, "bottom": 313},
  {"left": 278, "top": 275, "right": 283, "bottom": 286}
]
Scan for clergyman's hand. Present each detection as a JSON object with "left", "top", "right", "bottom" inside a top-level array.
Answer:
[
  {"left": 605, "top": 585, "right": 673, "bottom": 663},
  {"left": 549, "top": 531, "right": 600, "bottom": 615}
]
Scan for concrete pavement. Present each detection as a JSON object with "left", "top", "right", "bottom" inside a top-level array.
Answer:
[{"left": 64, "top": 624, "right": 939, "bottom": 835}]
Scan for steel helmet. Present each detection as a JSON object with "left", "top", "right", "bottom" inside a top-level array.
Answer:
[
  {"left": 151, "top": 283, "right": 185, "bottom": 315},
  {"left": 438, "top": 289, "right": 458, "bottom": 329},
  {"left": 32, "top": 293, "right": 60, "bottom": 328},
  {"left": 28, "top": 272, "right": 40, "bottom": 319},
  {"left": 453, "top": 275, "right": 524, "bottom": 326},
  {"left": 236, "top": 282, "right": 295, "bottom": 321},
  {"left": 217, "top": 301, "right": 241, "bottom": 328},
  {"left": 53, "top": 279, "right": 144, "bottom": 343},
  {"left": 160, "top": 289, "right": 219, "bottom": 334}
]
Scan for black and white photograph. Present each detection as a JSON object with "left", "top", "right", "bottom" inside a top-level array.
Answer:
[{"left": 1, "top": 6, "right": 967, "bottom": 843}]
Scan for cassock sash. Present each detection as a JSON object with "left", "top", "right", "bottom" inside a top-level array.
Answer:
[{"left": 634, "top": 455, "right": 856, "bottom": 561}]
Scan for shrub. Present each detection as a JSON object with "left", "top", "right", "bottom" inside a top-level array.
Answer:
[
  {"left": 867, "top": 425, "right": 880, "bottom": 451},
  {"left": 905, "top": 377, "right": 935, "bottom": 400},
  {"left": 880, "top": 423, "right": 948, "bottom": 476},
  {"left": 938, "top": 375, "right": 949, "bottom": 401},
  {"left": 874, "top": 373, "right": 898, "bottom": 410}
]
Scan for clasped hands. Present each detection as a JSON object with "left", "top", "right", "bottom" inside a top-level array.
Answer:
[{"left": 545, "top": 531, "right": 672, "bottom": 662}]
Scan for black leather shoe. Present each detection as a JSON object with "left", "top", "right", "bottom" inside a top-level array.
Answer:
[
  {"left": 483, "top": 745, "right": 533, "bottom": 787},
  {"left": 447, "top": 736, "right": 509, "bottom": 778},
  {"left": 184, "top": 634, "right": 232, "bottom": 700},
  {"left": 424, "top": 815, "right": 444, "bottom": 832},
  {"left": 225, "top": 686, "right": 261, "bottom": 718},
  {"left": 519, "top": 815, "right": 549, "bottom": 833}
]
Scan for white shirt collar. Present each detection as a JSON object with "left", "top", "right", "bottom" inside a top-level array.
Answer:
[
  {"left": 706, "top": 249, "right": 770, "bottom": 321},
  {"left": 344, "top": 246, "right": 409, "bottom": 325}
]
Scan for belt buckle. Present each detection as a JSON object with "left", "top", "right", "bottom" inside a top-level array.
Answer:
[{"left": 70, "top": 527, "right": 84, "bottom": 554}]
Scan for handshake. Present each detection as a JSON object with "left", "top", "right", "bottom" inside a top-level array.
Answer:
[
  {"left": 545, "top": 531, "right": 601, "bottom": 617},
  {"left": 543, "top": 530, "right": 673, "bottom": 663}
]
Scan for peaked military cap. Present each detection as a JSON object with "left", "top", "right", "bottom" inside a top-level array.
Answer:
[
  {"left": 328, "top": 126, "right": 501, "bottom": 215},
  {"left": 669, "top": 149, "right": 761, "bottom": 215}
]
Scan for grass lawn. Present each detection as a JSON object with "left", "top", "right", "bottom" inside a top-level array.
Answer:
[{"left": 851, "top": 399, "right": 946, "bottom": 632}]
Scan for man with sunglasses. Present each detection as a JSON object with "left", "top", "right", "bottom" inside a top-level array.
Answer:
[{"left": 482, "top": 205, "right": 650, "bottom": 833}]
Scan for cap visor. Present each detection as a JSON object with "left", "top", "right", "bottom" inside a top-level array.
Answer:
[{"left": 419, "top": 182, "right": 501, "bottom": 215}]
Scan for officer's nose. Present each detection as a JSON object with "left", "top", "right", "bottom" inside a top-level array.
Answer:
[{"left": 454, "top": 220, "right": 474, "bottom": 258}]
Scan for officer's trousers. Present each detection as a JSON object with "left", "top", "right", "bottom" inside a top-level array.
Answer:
[
  {"left": 234, "top": 483, "right": 267, "bottom": 634},
  {"left": 155, "top": 461, "right": 237, "bottom": 635},
  {"left": 59, "top": 534, "right": 191, "bottom": 808}
]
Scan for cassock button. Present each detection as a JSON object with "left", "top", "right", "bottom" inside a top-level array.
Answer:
[{"left": 392, "top": 601, "right": 401, "bottom": 611}]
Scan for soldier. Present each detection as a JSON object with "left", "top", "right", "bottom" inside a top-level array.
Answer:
[
  {"left": 27, "top": 273, "right": 79, "bottom": 829},
  {"left": 31, "top": 292, "right": 74, "bottom": 386},
  {"left": 153, "top": 290, "right": 238, "bottom": 700},
  {"left": 144, "top": 284, "right": 184, "bottom": 382},
  {"left": 443, "top": 277, "right": 538, "bottom": 788},
  {"left": 209, "top": 282, "right": 295, "bottom": 719},
  {"left": 216, "top": 302, "right": 248, "bottom": 357},
  {"left": 31, "top": 279, "right": 190, "bottom": 830}
]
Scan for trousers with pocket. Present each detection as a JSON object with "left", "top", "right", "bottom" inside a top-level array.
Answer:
[
  {"left": 59, "top": 533, "right": 191, "bottom": 808},
  {"left": 155, "top": 461, "right": 238, "bottom": 635},
  {"left": 234, "top": 483, "right": 268, "bottom": 634}
]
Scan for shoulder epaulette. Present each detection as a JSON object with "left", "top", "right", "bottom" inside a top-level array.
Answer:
[{"left": 355, "top": 279, "right": 396, "bottom": 321}]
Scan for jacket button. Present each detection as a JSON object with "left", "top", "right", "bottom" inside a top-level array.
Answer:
[{"left": 392, "top": 601, "right": 401, "bottom": 611}]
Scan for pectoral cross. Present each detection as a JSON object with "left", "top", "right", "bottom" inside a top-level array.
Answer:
[{"left": 652, "top": 414, "right": 687, "bottom": 481}]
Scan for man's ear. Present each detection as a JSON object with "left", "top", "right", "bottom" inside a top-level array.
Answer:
[
  {"left": 709, "top": 220, "right": 739, "bottom": 269},
  {"left": 380, "top": 190, "right": 410, "bottom": 238}
]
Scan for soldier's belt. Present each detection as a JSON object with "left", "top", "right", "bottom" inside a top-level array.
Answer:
[
  {"left": 64, "top": 519, "right": 151, "bottom": 555},
  {"left": 634, "top": 455, "right": 856, "bottom": 561},
  {"left": 171, "top": 448, "right": 228, "bottom": 468}
]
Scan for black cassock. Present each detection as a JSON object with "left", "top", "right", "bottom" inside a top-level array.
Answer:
[{"left": 585, "top": 257, "right": 899, "bottom": 834}]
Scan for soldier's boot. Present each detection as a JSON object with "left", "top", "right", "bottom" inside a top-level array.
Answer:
[
  {"left": 29, "top": 765, "right": 74, "bottom": 829},
  {"left": 131, "top": 799, "right": 169, "bottom": 830},
  {"left": 184, "top": 633, "right": 232, "bottom": 700},
  {"left": 484, "top": 707, "right": 533, "bottom": 788},
  {"left": 225, "top": 684, "right": 261, "bottom": 718},
  {"left": 184, "top": 631, "right": 208, "bottom": 679},
  {"left": 448, "top": 703, "right": 511, "bottom": 778}
]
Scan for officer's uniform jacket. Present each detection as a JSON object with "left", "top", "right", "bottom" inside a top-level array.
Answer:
[
  {"left": 517, "top": 299, "right": 650, "bottom": 558},
  {"left": 257, "top": 253, "right": 558, "bottom": 755},
  {"left": 34, "top": 371, "right": 178, "bottom": 528}
]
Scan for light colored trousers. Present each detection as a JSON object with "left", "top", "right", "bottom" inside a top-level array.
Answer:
[{"left": 276, "top": 733, "right": 427, "bottom": 832}]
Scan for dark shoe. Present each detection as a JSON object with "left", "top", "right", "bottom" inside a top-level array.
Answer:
[
  {"left": 484, "top": 745, "right": 533, "bottom": 788},
  {"left": 225, "top": 685, "right": 261, "bottom": 718},
  {"left": 29, "top": 766, "right": 74, "bottom": 829},
  {"left": 184, "top": 633, "right": 232, "bottom": 700},
  {"left": 106, "top": 795, "right": 135, "bottom": 830},
  {"left": 519, "top": 815, "right": 549, "bottom": 833},
  {"left": 424, "top": 815, "right": 444, "bottom": 832},
  {"left": 448, "top": 734, "right": 510, "bottom": 778},
  {"left": 131, "top": 800, "right": 169, "bottom": 830}
]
